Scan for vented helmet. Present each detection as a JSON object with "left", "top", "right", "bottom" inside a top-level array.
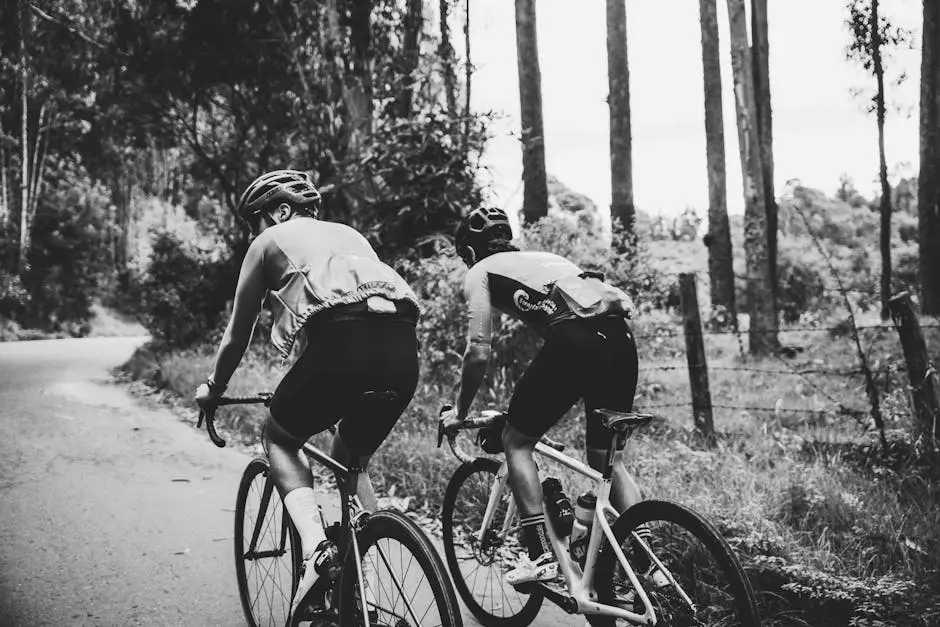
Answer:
[
  {"left": 455, "top": 207, "right": 512, "bottom": 263},
  {"left": 236, "top": 170, "right": 321, "bottom": 229}
]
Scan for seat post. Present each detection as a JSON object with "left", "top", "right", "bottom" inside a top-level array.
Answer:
[{"left": 602, "top": 431, "right": 621, "bottom": 480}]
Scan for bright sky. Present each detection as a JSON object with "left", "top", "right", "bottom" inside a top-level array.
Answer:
[{"left": 460, "top": 0, "right": 923, "bottom": 219}]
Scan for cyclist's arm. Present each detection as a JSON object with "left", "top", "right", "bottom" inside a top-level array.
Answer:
[
  {"left": 455, "top": 269, "right": 494, "bottom": 421},
  {"left": 210, "top": 242, "right": 266, "bottom": 388},
  {"left": 456, "top": 341, "right": 490, "bottom": 421}
]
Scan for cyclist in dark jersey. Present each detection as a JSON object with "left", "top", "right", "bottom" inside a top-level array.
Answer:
[
  {"left": 194, "top": 170, "right": 420, "bottom": 619},
  {"left": 441, "top": 206, "right": 643, "bottom": 585}
]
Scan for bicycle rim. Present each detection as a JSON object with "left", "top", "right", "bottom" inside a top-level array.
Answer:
[
  {"left": 338, "top": 510, "right": 462, "bottom": 627},
  {"left": 234, "top": 457, "right": 302, "bottom": 627},
  {"left": 594, "top": 499, "right": 761, "bottom": 627},
  {"left": 442, "top": 458, "right": 541, "bottom": 627}
]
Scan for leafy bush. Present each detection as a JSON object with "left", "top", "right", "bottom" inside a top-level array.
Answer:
[
  {"left": 138, "top": 231, "right": 234, "bottom": 348},
  {"left": 523, "top": 216, "right": 675, "bottom": 313},
  {"left": 331, "top": 111, "right": 490, "bottom": 259},
  {"left": 776, "top": 243, "right": 827, "bottom": 323},
  {"left": 0, "top": 271, "right": 29, "bottom": 320},
  {"left": 19, "top": 177, "right": 113, "bottom": 333}
]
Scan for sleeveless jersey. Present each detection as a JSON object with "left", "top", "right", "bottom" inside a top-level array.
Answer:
[{"left": 252, "top": 218, "right": 419, "bottom": 361}]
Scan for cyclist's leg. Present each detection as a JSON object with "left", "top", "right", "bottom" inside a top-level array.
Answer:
[
  {"left": 583, "top": 316, "right": 642, "bottom": 511},
  {"left": 504, "top": 321, "right": 584, "bottom": 580},
  {"left": 332, "top": 317, "right": 419, "bottom": 513},
  {"left": 266, "top": 328, "right": 356, "bottom": 616},
  {"left": 266, "top": 358, "right": 344, "bottom": 560}
]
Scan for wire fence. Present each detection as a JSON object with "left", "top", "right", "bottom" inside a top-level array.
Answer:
[{"left": 629, "top": 270, "right": 940, "bottom": 431}]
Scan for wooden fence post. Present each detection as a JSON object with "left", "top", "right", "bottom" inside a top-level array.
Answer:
[
  {"left": 679, "top": 273, "right": 715, "bottom": 441},
  {"left": 889, "top": 292, "right": 940, "bottom": 443}
]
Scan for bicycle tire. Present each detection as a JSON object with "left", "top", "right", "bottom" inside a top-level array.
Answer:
[
  {"left": 338, "top": 509, "right": 463, "bottom": 627},
  {"left": 594, "top": 499, "right": 761, "bottom": 627},
  {"left": 441, "top": 458, "right": 542, "bottom": 627},
  {"left": 234, "top": 457, "right": 303, "bottom": 627}
]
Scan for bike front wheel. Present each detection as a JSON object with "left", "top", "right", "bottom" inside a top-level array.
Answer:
[
  {"left": 234, "top": 457, "right": 303, "bottom": 627},
  {"left": 338, "top": 509, "right": 463, "bottom": 627},
  {"left": 441, "top": 458, "right": 542, "bottom": 627},
  {"left": 594, "top": 499, "right": 761, "bottom": 627}
]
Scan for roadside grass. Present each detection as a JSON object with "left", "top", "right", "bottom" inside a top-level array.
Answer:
[
  {"left": 0, "top": 316, "right": 69, "bottom": 341},
  {"left": 122, "top": 312, "right": 940, "bottom": 626}
]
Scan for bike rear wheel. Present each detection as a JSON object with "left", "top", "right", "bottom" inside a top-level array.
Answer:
[
  {"left": 234, "top": 457, "right": 303, "bottom": 627},
  {"left": 594, "top": 499, "right": 761, "bottom": 627},
  {"left": 441, "top": 458, "right": 542, "bottom": 627},
  {"left": 338, "top": 509, "right": 463, "bottom": 627}
]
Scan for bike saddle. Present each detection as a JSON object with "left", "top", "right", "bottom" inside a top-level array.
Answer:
[{"left": 590, "top": 408, "right": 654, "bottom": 432}]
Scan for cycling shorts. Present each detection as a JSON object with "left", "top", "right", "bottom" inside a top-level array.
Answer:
[
  {"left": 268, "top": 315, "right": 419, "bottom": 455},
  {"left": 507, "top": 315, "right": 639, "bottom": 449}
]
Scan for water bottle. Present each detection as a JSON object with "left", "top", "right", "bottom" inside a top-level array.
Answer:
[
  {"left": 541, "top": 477, "right": 574, "bottom": 537},
  {"left": 569, "top": 490, "right": 597, "bottom": 566}
]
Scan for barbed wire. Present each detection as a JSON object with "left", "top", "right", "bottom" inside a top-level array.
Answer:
[
  {"left": 635, "top": 401, "right": 868, "bottom": 418},
  {"left": 636, "top": 323, "right": 938, "bottom": 342},
  {"left": 639, "top": 364, "right": 908, "bottom": 379}
]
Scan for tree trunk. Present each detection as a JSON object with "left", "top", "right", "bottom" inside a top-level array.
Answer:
[
  {"left": 514, "top": 0, "right": 548, "bottom": 224},
  {"left": 699, "top": 0, "right": 736, "bottom": 319},
  {"left": 872, "top": 0, "right": 893, "bottom": 320},
  {"left": 395, "top": 0, "right": 423, "bottom": 119},
  {"left": 919, "top": 0, "right": 940, "bottom": 315},
  {"left": 0, "top": 140, "right": 8, "bottom": 229},
  {"left": 18, "top": 0, "right": 30, "bottom": 276},
  {"left": 439, "top": 0, "right": 458, "bottom": 116},
  {"left": 751, "top": 0, "right": 776, "bottom": 307},
  {"left": 726, "top": 0, "right": 779, "bottom": 355},
  {"left": 110, "top": 174, "right": 128, "bottom": 270},
  {"left": 344, "top": 0, "right": 373, "bottom": 159},
  {"left": 606, "top": 0, "right": 635, "bottom": 236},
  {"left": 463, "top": 0, "right": 472, "bottom": 145},
  {"left": 323, "top": 0, "right": 374, "bottom": 217}
]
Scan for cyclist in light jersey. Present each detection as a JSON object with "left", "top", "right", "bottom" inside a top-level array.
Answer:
[
  {"left": 442, "top": 206, "right": 644, "bottom": 585},
  {"left": 194, "top": 170, "right": 420, "bottom": 620}
]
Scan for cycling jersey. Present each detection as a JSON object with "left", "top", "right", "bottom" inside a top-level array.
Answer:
[
  {"left": 462, "top": 251, "right": 633, "bottom": 346},
  {"left": 252, "top": 218, "right": 419, "bottom": 360}
]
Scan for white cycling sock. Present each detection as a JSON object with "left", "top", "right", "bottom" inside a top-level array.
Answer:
[{"left": 284, "top": 487, "right": 327, "bottom": 560}]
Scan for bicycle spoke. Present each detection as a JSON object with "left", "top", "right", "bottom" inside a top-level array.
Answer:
[
  {"left": 237, "top": 465, "right": 296, "bottom": 627},
  {"left": 359, "top": 535, "right": 442, "bottom": 626}
]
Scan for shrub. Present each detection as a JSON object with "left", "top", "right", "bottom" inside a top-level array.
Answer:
[
  {"left": 776, "top": 244, "right": 827, "bottom": 323},
  {"left": 138, "top": 231, "right": 235, "bottom": 348},
  {"left": 20, "top": 176, "right": 113, "bottom": 332},
  {"left": 523, "top": 216, "right": 675, "bottom": 313},
  {"left": 331, "top": 111, "right": 490, "bottom": 259},
  {"left": 0, "top": 271, "right": 29, "bottom": 320}
]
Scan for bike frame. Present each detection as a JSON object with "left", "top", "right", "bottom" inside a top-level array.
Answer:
[
  {"left": 449, "top": 410, "right": 697, "bottom": 626},
  {"left": 480, "top": 441, "right": 659, "bottom": 624}
]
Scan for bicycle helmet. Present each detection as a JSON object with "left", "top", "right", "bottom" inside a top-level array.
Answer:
[
  {"left": 455, "top": 207, "right": 512, "bottom": 265},
  {"left": 236, "top": 170, "right": 322, "bottom": 229}
]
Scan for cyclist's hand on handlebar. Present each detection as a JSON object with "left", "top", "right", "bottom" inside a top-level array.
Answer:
[
  {"left": 194, "top": 382, "right": 219, "bottom": 410},
  {"left": 439, "top": 404, "right": 465, "bottom": 439}
]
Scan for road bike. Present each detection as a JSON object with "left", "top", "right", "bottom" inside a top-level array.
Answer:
[
  {"left": 437, "top": 408, "right": 761, "bottom": 626},
  {"left": 199, "top": 391, "right": 463, "bottom": 627}
]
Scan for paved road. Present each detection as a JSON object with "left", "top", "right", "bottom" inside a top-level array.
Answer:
[{"left": 0, "top": 337, "right": 575, "bottom": 627}]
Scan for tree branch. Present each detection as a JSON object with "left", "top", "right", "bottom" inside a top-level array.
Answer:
[{"left": 29, "top": 3, "right": 107, "bottom": 50}]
